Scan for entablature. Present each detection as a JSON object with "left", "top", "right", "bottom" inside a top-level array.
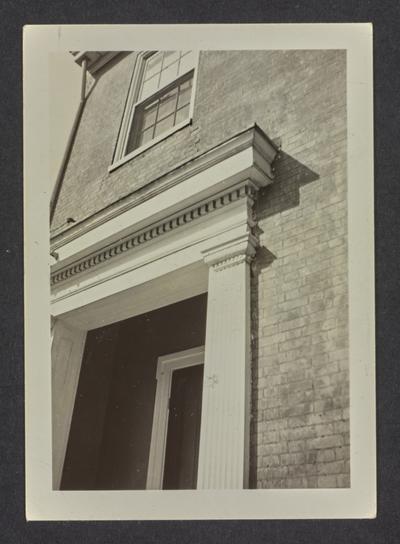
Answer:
[
  {"left": 51, "top": 124, "right": 278, "bottom": 253},
  {"left": 50, "top": 124, "right": 279, "bottom": 313}
]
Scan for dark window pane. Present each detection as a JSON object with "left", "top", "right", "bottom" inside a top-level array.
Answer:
[
  {"left": 177, "top": 80, "right": 192, "bottom": 109},
  {"left": 157, "top": 89, "right": 178, "bottom": 121},
  {"left": 180, "top": 77, "right": 192, "bottom": 91},
  {"left": 141, "top": 103, "right": 158, "bottom": 130},
  {"left": 138, "top": 126, "right": 154, "bottom": 147},
  {"left": 125, "top": 122, "right": 139, "bottom": 154},
  {"left": 175, "top": 104, "right": 190, "bottom": 125},
  {"left": 154, "top": 114, "right": 175, "bottom": 138}
]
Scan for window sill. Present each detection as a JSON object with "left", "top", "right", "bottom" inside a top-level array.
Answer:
[{"left": 108, "top": 118, "right": 192, "bottom": 173}]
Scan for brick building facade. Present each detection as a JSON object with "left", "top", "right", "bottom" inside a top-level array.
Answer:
[{"left": 50, "top": 50, "right": 349, "bottom": 490}]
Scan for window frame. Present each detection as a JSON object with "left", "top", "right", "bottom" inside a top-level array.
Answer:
[
  {"left": 109, "top": 50, "right": 199, "bottom": 172},
  {"left": 146, "top": 345, "right": 205, "bottom": 490}
]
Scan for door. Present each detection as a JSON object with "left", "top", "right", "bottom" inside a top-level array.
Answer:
[
  {"left": 146, "top": 346, "right": 205, "bottom": 490},
  {"left": 162, "top": 364, "right": 204, "bottom": 489}
]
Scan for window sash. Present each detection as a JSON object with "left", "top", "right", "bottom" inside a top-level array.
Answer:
[
  {"left": 126, "top": 70, "right": 194, "bottom": 154},
  {"left": 111, "top": 51, "right": 198, "bottom": 170},
  {"left": 139, "top": 51, "right": 194, "bottom": 102}
]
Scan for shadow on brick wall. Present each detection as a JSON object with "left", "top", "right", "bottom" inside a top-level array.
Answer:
[
  {"left": 249, "top": 151, "right": 319, "bottom": 488},
  {"left": 249, "top": 246, "right": 277, "bottom": 488},
  {"left": 256, "top": 150, "right": 320, "bottom": 221}
]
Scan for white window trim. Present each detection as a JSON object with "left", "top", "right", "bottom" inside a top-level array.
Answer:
[
  {"left": 146, "top": 345, "right": 205, "bottom": 490},
  {"left": 109, "top": 50, "right": 200, "bottom": 173}
]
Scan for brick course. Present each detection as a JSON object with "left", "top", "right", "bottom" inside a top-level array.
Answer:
[
  {"left": 52, "top": 50, "right": 349, "bottom": 488},
  {"left": 248, "top": 50, "right": 348, "bottom": 488}
]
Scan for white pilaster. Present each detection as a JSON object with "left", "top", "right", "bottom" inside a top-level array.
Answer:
[
  {"left": 51, "top": 319, "right": 86, "bottom": 489},
  {"left": 197, "top": 233, "right": 257, "bottom": 489}
]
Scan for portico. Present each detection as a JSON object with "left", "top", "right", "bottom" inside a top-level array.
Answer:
[{"left": 50, "top": 125, "right": 278, "bottom": 490}]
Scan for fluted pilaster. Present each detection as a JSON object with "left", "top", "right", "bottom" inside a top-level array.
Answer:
[{"left": 197, "top": 233, "right": 256, "bottom": 489}]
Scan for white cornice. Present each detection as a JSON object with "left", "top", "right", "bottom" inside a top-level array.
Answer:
[
  {"left": 71, "top": 51, "right": 120, "bottom": 75},
  {"left": 51, "top": 183, "right": 256, "bottom": 286},
  {"left": 50, "top": 124, "right": 279, "bottom": 299},
  {"left": 50, "top": 124, "right": 278, "bottom": 251}
]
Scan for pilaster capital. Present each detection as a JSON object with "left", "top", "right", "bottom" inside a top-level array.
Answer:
[{"left": 202, "top": 233, "right": 258, "bottom": 272}]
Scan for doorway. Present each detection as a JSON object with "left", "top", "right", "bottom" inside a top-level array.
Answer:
[
  {"left": 147, "top": 346, "right": 204, "bottom": 489},
  {"left": 163, "top": 364, "right": 204, "bottom": 489},
  {"left": 60, "top": 293, "right": 207, "bottom": 490}
]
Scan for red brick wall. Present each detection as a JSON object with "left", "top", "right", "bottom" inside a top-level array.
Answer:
[{"left": 52, "top": 50, "right": 349, "bottom": 488}]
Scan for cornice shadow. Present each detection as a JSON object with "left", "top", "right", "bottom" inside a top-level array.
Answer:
[
  {"left": 249, "top": 246, "right": 277, "bottom": 488},
  {"left": 256, "top": 150, "right": 320, "bottom": 221},
  {"left": 249, "top": 150, "right": 319, "bottom": 488}
]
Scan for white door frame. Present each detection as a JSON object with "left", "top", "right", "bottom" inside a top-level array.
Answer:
[{"left": 146, "top": 346, "right": 205, "bottom": 490}]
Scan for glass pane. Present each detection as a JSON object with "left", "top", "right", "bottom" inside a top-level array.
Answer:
[
  {"left": 178, "top": 51, "right": 195, "bottom": 76},
  {"left": 163, "top": 51, "right": 180, "bottom": 67},
  {"left": 177, "top": 78, "right": 193, "bottom": 109},
  {"left": 140, "top": 73, "right": 160, "bottom": 100},
  {"left": 125, "top": 118, "right": 140, "bottom": 153},
  {"left": 175, "top": 104, "right": 190, "bottom": 125},
  {"left": 141, "top": 102, "right": 158, "bottom": 130},
  {"left": 154, "top": 113, "right": 175, "bottom": 138},
  {"left": 157, "top": 88, "right": 178, "bottom": 121},
  {"left": 143, "top": 52, "right": 163, "bottom": 79},
  {"left": 138, "top": 126, "right": 154, "bottom": 147},
  {"left": 159, "top": 62, "right": 180, "bottom": 89}
]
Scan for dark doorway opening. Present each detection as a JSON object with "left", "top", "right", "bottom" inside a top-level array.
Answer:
[
  {"left": 60, "top": 293, "right": 207, "bottom": 490},
  {"left": 163, "top": 364, "right": 204, "bottom": 489}
]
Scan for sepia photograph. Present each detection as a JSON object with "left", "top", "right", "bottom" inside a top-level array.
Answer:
[{"left": 24, "top": 24, "right": 375, "bottom": 519}]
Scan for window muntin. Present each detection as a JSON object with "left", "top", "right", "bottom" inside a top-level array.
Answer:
[
  {"left": 114, "top": 50, "right": 196, "bottom": 158},
  {"left": 110, "top": 51, "right": 198, "bottom": 170},
  {"left": 139, "top": 51, "right": 194, "bottom": 101},
  {"left": 126, "top": 72, "right": 193, "bottom": 154}
]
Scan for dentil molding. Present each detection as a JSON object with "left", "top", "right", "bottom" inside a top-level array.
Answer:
[{"left": 51, "top": 183, "right": 257, "bottom": 286}]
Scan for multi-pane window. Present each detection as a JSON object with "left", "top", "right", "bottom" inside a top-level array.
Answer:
[
  {"left": 124, "top": 51, "right": 196, "bottom": 156},
  {"left": 139, "top": 51, "right": 195, "bottom": 101},
  {"left": 127, "top": 73, "right": 193, "bottom": 153}
]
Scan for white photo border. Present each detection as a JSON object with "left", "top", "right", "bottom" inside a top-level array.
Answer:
[{"left": 24, "top": 23, "right": 375, "bottom": 520}]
